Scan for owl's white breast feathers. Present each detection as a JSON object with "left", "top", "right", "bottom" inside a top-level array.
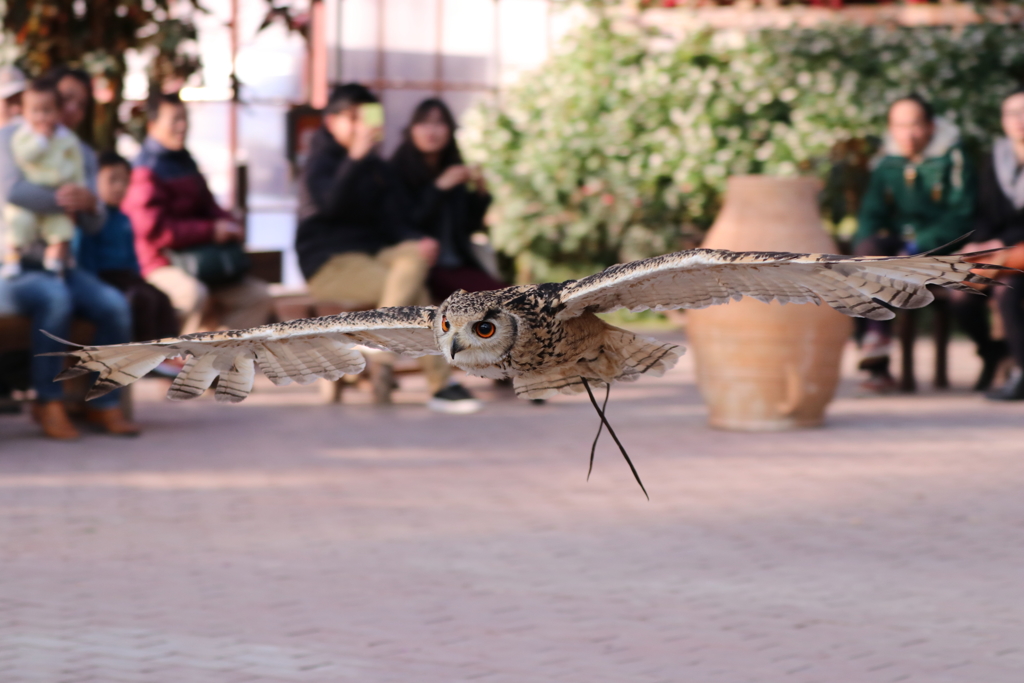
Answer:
[{"left": 557, "top": 248, "right": 1004, "bottom": 321}]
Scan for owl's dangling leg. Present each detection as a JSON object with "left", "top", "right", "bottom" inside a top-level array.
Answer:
[
  {"left": 580, "top": 377, "right": 648, "bottom": 500},
  {"left": 587, "top": 382, "right": 610, "bottom": 481}
]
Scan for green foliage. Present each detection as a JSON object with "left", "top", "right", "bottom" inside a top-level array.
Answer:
[
  {"left": 2, "top": 0, "right": 205, "bottom": 148},
  {"left": 461, "top": 19, "right": 1024, "bottom": 281},
  {"left": 1, "top": 0, "right": 304, "bottom": 149}
]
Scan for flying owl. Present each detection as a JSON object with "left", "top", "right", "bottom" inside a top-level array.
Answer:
[{"left": 48, "top": 246, "right": 1005, "bottom": 496}]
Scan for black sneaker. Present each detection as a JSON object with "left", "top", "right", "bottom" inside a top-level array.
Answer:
[
  {"left": 0, "top": 391, "right": 21, "bottom": 415},
  {"left": 428, "top": 383, "right": 482, "bottom": 415},
  {"left": 975, "top": 340, "right": 1008, "bottom": 392},
  {"left": 986, "top": 369, "right": 1024, "bottom": 401}
]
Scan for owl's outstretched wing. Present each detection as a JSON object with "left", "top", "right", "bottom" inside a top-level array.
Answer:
[
  {"left": 556, "top": 248, "right": 1008, "bottom": 321},
  {"left": 47, "top": 306, "right": 440, "bottom": 403}
]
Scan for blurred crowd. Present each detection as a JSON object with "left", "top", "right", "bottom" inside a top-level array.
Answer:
[
  {"left": 0, "top": 71, "right": 506, "bottom": 440},
  {"left": 294, "top": 85, "right": 505, "bottom": 414},
  {"left": 1, "top": 65, "right": 1023, "bottom": 442},
  {"left": 852, "top": 90, "right": 1024, "bottom": 400}
]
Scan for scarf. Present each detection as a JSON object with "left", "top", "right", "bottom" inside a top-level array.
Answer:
[
  {"left": 137, "top": 136, "right": 201, "bottom": 180},
  {"left": 993, "top": 137, "right": 1024, "bottom": 211}
]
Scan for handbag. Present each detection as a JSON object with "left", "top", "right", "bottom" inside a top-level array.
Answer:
[{"left": 168, "top": 243, "right": 251, "bottom": 287}]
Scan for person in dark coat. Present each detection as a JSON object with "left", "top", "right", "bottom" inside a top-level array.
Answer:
[
  {"left": 388, "top": 98, "right": 505, "bottom": 302},
  {"left": 965, "top": 88, "right": 1024, "bottom": 400},
  {"left": 295, "top": 84, "right": 479, "bottom": 413},
  {"left": 295, "top": 89, "right": 428, "bottom": 288}
]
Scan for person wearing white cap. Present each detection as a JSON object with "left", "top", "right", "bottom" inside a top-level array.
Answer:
[
  {"left": 0, "top": 66, "right": 28, "bottom": 206},
  {"left": 0, "top": 64, "right": 26, "bottom": 413},
  {"left": 0, "top": 65, "right": 26, "bottom": 124}
]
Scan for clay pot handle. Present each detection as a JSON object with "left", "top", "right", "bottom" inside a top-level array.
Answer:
[{"left": 777, "top": 363, "right": 804, "bottom": 417}]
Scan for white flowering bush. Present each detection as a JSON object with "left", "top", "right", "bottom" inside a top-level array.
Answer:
[{"left": 461, "top": 19, "right": 1024, "bottom": 281}]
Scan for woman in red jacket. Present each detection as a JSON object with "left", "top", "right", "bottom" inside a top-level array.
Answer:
[{"left": 122, "top": 91, "right": 271, "bottom": 335}]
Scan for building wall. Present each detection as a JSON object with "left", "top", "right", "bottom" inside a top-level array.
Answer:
[
  {"left": 171, "top": 0, "right": 575, "bottom": 288},
  {"left": 326, "top": 0, "right": 563, "bottom": 155}
]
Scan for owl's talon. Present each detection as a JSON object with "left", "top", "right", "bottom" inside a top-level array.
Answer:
[
  {"left": 587, "top": 381, "right": 611, "bottom": 482},
  {"left": 581, "top": 377, "right": 648, "bottom": 500}
]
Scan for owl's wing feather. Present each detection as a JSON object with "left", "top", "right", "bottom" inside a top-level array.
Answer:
[
  {"left": 47, "top": 306, "right": 440, "bottom": 403},
  {"left": 556, "top": 248, "right": 1008, "bottom": 321}
]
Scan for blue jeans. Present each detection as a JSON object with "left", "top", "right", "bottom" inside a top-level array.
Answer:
[{"left": 9, "top": 268, "right": 132, "bottom": 408}]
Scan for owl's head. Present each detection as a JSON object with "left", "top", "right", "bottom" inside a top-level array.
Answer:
[{"left": 434, "top": 290, "right": 519, "bottom": 376}]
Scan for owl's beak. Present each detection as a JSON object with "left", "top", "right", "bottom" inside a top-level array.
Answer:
[{"left": 450, "top": 337, "right": 466, "bottom": 358}]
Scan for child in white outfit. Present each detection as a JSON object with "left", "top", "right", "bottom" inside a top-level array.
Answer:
[{"left": 2, "top": 78, "right": 85, "bottom": 278}]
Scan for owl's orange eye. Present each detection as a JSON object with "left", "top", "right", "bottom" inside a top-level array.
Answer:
[
  {"left": 441, "top": 316, "right": 450, "bottom": 332},
  {"left": 474, "top": 321, "right": 496, "bottom": 338}
]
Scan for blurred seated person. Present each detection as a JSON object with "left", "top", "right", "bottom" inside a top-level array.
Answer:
[
  {"left": 854, "top": 94, "right": 989, "bottom": 393},
  {"left": 2, "top": 77, "right": 85, "bottom": 278},
  {"left": 295, "top": 84, "right": 479, "bottom": 413},
  {"left": 967, "top": 89, "right": 1024, "bottom": 401},
  {"left": 389, "top": 98, "right": 505, "bottom": 301},
  {"left": 74, "top": 151, "right": 179, "bottom": 342},
  {"left": 0, "top": 65, "right": 26, "bottom": 413},
  {"left": 0, "top": 65, "right": 137, "bottom": 439},
  {"left": 122, "top": 91, "right": 271, "bottom": 336}
]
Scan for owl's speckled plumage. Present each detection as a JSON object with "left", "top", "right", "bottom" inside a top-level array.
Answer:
[
  {"left": 435, "top": 284, "right": 681, "bottom": 398},
  {"left": 51, "top": 246, "right": 1007, "bottom": 404}
]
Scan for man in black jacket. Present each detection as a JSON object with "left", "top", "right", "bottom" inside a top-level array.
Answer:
[
  {"left": 295, "top": 84, "right": 480, "bottom": 413},
  {"left": 963, "top": 88, "right": 1024, "bottom": 400}
]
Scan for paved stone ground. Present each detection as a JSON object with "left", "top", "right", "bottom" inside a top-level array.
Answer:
[{"left": 1, "top": 334, "right": 1022, "bottom": 682}]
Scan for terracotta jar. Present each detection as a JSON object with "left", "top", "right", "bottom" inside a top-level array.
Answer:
[{"left": 686, "top": 176, "right": 852, "bottom": 431}]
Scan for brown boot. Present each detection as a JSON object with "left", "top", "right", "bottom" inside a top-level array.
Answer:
[
  {"left": 30, "top": 401, "right": 80, "bottom": 441},
  {"left": 83, "top": 407, "right": 141, "bottom": 437}
]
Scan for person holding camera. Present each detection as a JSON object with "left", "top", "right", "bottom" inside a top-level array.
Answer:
[{"left": 295, "top": 84, "right": 479, "bottom": 413}]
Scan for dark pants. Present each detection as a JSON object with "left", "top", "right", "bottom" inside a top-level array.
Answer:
[
  {"left": 99, "top": 269, "right": 180, "bottom": 342},
  {"left": 997, "top": 274, "right": 1024, "bottom": 369},
  {"left": 950, "top": 273, "right": 1024, "bottom": 373},
  {"left": 9, "top": 268, "right": 131, "bottom": 407},
  {"left": 428, "top": 266, "right": 506, "bottom": 302}
]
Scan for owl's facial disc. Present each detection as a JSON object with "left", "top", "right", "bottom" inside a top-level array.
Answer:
[
  {"left": 442, "top": 314, "right": 504, "bottom": 362},
  {"left": 435, "top": 302, "right": 516, "bottom": 375}
]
